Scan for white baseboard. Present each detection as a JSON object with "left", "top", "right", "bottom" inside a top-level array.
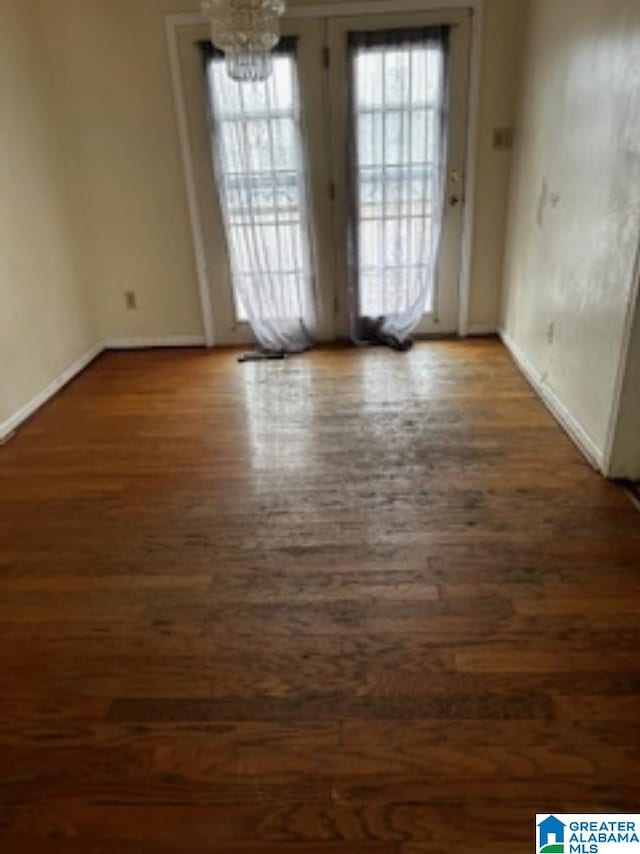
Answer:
[
  {"left": 499, "top": 329, "right": 604, "bottom": 471},
  {"left": 466, "top": 323, "right": 498, "bottom": 336},
  {"left": 105, "top": 336, "right": 207, "bottom": 349},
  {"left": 0, "top": 342, "right": 104, "bottom": 443}
]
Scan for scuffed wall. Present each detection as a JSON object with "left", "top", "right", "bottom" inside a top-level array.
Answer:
[{"left": 501, "top": 0, "right": 640, "bottom": 466}]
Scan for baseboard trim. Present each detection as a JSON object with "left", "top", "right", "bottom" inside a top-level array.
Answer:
[
  {"left": 105, "top": 336, "right": 207, "bottom": 349},
  {"left": 0, "top": 342, "right": 104, "bottom": 444},
  {"left": 1, "top": 336, "right": 209, "bottom": 444},
  {"left": 499, "top": 329, "right": 604, "bottom": 471}
]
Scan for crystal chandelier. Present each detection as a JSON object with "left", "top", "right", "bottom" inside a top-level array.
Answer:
[{"left": 201, "top": 0, "right": 286, "bottom": 82}]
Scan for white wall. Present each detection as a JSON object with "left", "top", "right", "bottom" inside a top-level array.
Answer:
[
  {"left": 0, "top": 1, "right": 98, "bottom": 436},
  {"left": 501, "top": 0, "right": 640, "bottom": 470},
  {"left": 39, "top": 0, "right": 528, "bottom": 343},
  {"left": 608, "top": 287, "right": 640, "bottom": 479}
]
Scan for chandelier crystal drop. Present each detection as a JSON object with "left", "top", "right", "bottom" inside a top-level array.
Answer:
[{"left": 201, "top": 0, "right": 286, "bottom": 82}]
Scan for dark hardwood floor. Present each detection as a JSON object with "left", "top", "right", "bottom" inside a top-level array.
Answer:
[{"left": 1, "top": 339, "right": 639, "bottom": 852}]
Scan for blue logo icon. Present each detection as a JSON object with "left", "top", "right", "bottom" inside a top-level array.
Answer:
[{"left": 538, "top": 815, "right": 566, "bottom": 853}]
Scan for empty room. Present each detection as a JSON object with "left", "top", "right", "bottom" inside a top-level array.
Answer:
[{"left": 1, "top": 0, "right": 640, "bottom": 851}]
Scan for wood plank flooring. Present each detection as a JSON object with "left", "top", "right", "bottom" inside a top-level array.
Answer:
[{"left": 1, "top": 339, "right": 639, "bottom": 852}]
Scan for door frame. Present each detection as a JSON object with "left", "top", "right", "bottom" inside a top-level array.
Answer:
[{"left": 165, "top": 0, "right": 484, "bottom": 346}]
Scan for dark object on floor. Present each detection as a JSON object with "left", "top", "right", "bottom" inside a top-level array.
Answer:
[
  {"left": 238, "top": 351, "right": 288, "bottom": 363},
  {"left": 357, "top": 316, "right": 414, "bottom": 351},
  {"left": 384, "top": 334, "right": 414, "bottom": 352}
]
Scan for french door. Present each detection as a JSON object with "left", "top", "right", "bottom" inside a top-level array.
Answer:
[
  {"left": 177, "top": 10, "right": 470, "bottom": 345},
  {"left": 179, "top": 19, "right": 333, "bottom": 345},
  {"left": 329, "top": 12, "right": 470, "bottom": 338}
]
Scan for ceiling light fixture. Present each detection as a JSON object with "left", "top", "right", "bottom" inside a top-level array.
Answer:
[{"left": 200, "top": 0, "right": 286, "bottom": 82}]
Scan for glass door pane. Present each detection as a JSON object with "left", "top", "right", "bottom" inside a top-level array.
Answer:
[
  {"left": 350, "top": 29, "right": 447, "bottom": 322},
  {"left": 205, "top": 41, "right": 316, "bottom": 330}
]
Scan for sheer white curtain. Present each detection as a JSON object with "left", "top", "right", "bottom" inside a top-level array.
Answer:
[
  {"left": 205, "top": 40, "right": 315, "bottom": 353},
  {"left": 349, "top": 28, "right": 449, "bottom": 348}
]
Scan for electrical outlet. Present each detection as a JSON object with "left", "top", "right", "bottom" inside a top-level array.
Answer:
[
  {"left": 492, "top": 127, "right": 514, "bottom": 150},
  {"left": 125, "top": 291, "right": 138, "bottom": 310}
]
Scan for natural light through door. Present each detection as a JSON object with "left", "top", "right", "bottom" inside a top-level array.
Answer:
[
  {"left": 178, "top": 13, "right": 468, "bottom": 344},
  {"left": 205, "top": 41, "right": 316, "bottom": 350},
  {"left": 350, "top": 29, "right": 447, "bottom": 324}
]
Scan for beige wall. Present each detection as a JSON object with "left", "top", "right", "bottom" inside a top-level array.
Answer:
[
  {"left": 0, "top": 1, "right": 97, "bottom": 435},
  {"left": 39, "top": 0, "right": 527, "bottom": 343},
  {"left": 502, "top": 0, "right": 640, "bottom": 468},
  {"left": 468, "top": 0, "right": 529, "bottom": 331},
  {"left": 39, "top": 0, "right": 206, "bottom": 343}
]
